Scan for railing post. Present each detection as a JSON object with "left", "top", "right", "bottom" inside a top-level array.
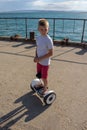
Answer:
[
  {"left": 53, "top": 18, "right": 55, "bottom": 41},
  {"left": 81, "top": 19, "right": 86, "bottom": 43},
  {"left": 25, "top": 18, "right": 28, "bottom": 39}
]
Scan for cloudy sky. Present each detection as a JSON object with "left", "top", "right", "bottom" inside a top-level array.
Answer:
[{"left": 0, "top": 0, "right": 87, "bottom": 12}]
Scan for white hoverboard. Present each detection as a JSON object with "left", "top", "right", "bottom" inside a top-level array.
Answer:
[{"left": 30, "top": 78, "right": 56, "bottom": 105}]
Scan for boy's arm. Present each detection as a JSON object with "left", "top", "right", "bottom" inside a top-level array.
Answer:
[
  {"left": 34, "top": 48, "right": 38, "bottom": 62},
  {"left": 38, "top": 48, "right": 53, "bottom": 62},
  {"left": 35, "top": 48, "right": 38, "bottom": 57}
]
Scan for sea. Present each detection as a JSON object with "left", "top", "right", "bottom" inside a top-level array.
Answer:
[{"left": 0, "top": 10, "right": 87, "bottom": 42}]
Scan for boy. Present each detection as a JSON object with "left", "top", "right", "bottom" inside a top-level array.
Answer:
[{"left": 34, "top": 18, "right": 54, "bottom": 94}]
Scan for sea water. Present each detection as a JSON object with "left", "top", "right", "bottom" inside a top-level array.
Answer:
[{"left": 0, "top": 10, "right": 87, "bottom": 42}]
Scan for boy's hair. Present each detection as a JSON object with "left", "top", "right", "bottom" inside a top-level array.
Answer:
[{"left": 38, "top": 19, "right": 49, "bottom": 28}]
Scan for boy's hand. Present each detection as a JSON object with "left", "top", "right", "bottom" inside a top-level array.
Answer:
[
  {"left": 34, "top": 49, "right": 53, "bottom": 63},
  {"left": 34, "top": 57, "right": 39, "bottom": 63}
]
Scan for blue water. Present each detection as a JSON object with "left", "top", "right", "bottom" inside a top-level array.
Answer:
[
  {"left": 0, "top": 10, "right": 87, "bottom": 19},
  {"left": 0, "top": 10, "right": 87, "bottom": 42}
]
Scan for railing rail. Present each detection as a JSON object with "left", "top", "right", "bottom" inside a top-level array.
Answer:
[{"left": 0, "top": 17, "right": 87, "bottom": 43}]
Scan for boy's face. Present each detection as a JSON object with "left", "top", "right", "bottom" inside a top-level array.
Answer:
[{"left": 38, "top": 26, "right": 49, "bottom": 36}]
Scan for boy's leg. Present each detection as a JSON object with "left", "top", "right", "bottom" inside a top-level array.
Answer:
[
  {"left": 36, "top": 63, "right": 49, "bottom": 92},
  {"left": 42, "top": 78, "right": 48, "bottom": 91},
  {"left": 37, "top": 63, "right": 41, "bottom": 74},
  {"left": 36, "top": 63, "right": 43, "bottom": 86},
  {"left": 41, "top": 65, "right": 49, "bottom": 92}
]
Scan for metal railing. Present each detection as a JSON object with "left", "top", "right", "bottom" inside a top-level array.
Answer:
[{"left": 0, "top": 17, "right": 87, "bottom": 43}]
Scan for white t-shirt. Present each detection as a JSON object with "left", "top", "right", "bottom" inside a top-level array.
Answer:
[{"left": 36, "top": 35, "right": 53, "bottom": 66}]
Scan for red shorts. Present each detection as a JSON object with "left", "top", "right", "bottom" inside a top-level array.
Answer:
[{"left": 37, "top": 63, "right": 49, "bottom": 79}]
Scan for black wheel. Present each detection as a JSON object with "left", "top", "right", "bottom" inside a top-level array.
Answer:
[
  {"left": 44, "top": 92, "right": 56, "bottom": 105},
  {"left": 30, "top": 84, "right": 35, "bottom": 92}
]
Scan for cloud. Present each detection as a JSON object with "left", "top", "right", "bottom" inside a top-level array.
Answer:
[
  {"left": 70, "top": 0, "right": 87, "bottom": 11},
  {"left": 0, "top": 0, "right": 16, "bottom": 1},
  {"left": 31, "top": 0, "right": 87, "bottom": 11},
  {"left": 26, "top": 0, "right": 87, "bottom": 11},
  {"left": 0, "top": 0, "right": 87, "bottom": 12},
  {"left": 0, "top": 0, "right": 34, "bottom": 11},
  {"left": 22, "top": 0, "right": 48, "bottom": 10}
]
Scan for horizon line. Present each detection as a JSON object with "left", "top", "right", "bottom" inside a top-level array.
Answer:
[{"left": 0, "top": 9, "right": 87, "bottom": 13}]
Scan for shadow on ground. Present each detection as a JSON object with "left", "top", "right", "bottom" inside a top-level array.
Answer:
[
  {"left": 0, "top": 91, "right": 49, "bottom": 130},
  {"left": 75, "top": 48, "right": 87, "bottom": 55},
  {"left": 12, "top": 42, "right": 36, "bottom": 49}
]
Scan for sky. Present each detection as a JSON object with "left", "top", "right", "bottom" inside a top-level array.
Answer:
[{"left": 0, "top": 0, "right": 87, "bottom": 12}]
